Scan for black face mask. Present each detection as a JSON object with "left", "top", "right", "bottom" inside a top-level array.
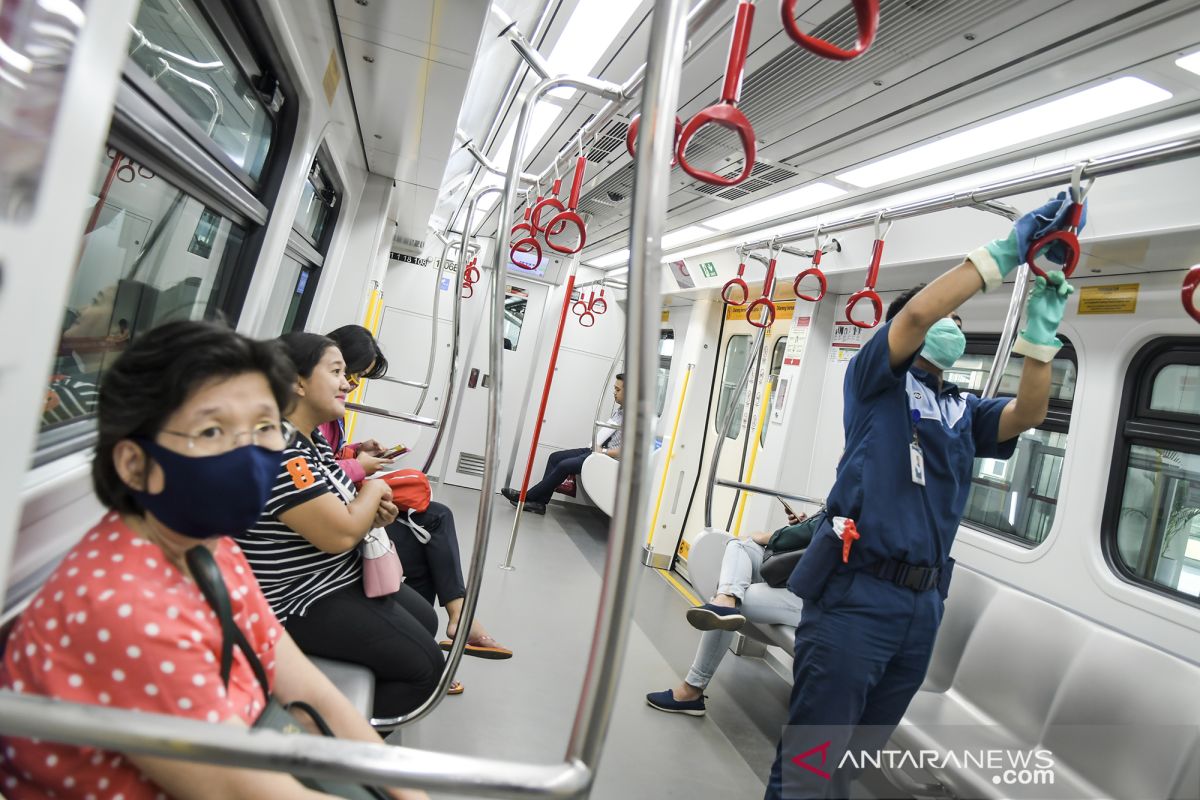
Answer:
[{"left": 130, "top": 439, "right": 283, "bottom": 539}]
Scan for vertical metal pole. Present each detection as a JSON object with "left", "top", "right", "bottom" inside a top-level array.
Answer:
[
  {"left": 501, "top": 262, "right": 580, "bottom": 570},
  {"left": 981, "top": 264, "right": 1029, "bottom": 400},
  {"left": 566, "top": 0, "right": 690, "bottom": 772}
]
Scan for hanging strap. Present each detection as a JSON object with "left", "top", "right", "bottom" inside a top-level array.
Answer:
[
  {"left": 186, "top": 545, "right": 271, "bottom": 702},
  {"left": 397, "top": 510, "right": 431, "bottom": 544}
]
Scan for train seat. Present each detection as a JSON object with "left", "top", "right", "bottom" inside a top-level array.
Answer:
[
  {"left": 308, "top": 657, "right": 376, "bottom": 720},
  {"left": 579, "top": 446, "right": 666, "bottom": 518}
]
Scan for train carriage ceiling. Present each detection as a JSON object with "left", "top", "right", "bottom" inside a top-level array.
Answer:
[{"left": 337, "top": 0, "right": 1200, "bottom": 262}]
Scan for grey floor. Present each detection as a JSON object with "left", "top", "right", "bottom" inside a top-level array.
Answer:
[{"left": 393, "top": 484, "right": 793, "bottom": 799}]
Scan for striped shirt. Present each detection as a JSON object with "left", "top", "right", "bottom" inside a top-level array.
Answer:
[{"left": 235, "top": 428, "right": 362, "bottom": 622}]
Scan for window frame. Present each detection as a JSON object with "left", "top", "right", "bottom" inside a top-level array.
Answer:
[
  {"left": 33, "top": 0, "right": 298, "bottom": 466},
  {"left": 1102, "top": 337, "right": 1200, "bottom": 608},
  {"left": 956, "top": 333, "right": 1076, "bottom": 547}
]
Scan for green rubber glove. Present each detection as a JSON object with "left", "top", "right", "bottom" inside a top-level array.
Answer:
[
  {"left": 968, "top": 229, "right": 1021, "bottom": 291},
  {"left": 1012, "top": 271, "right": 1074, "bottom": 362}
]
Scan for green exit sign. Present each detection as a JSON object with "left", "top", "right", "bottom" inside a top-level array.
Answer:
[{"left": 699, "top": 261, "right": 717, "bottom": 278}]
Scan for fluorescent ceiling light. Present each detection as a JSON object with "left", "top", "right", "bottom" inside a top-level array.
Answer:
[
  {"left": 665, "top": 236, "right": 742, "bottom": 263},
  {"left": 1178, "top": 51, "right": 1200, "bottom": 76},
  {"left": 589, "top": 249, "right": 630, "bottom": 268},
  {"left": 661, "top": 225, "right": 718, "bottom": 250},
  {"left": 705, "top": 182, "right": 846, "bottom": 231},
  {"left": 546, "top": 0, "right": 643, "bottom": 99},
  {"left": 493, "top": 102, "right": 563, "bottom": 166},
  {"left": 837, "top": 77, "right": 1172, "bottom": 188}
]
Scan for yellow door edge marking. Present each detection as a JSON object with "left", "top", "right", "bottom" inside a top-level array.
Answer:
[
  {"left": 345, "top": 288, "right": 383, "bottom": 443},
  {"left": 732, "top": 380, "right": 775, "bottom": 538},
  {"left": 646, "top": 364, "right": 694, "bottom": 548},
  {"left": 656, "top": 568, "right": 701, "bottom": 607}
]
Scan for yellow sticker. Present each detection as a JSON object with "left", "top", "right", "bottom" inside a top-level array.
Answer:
[
  {"left": 322, "top": 50, "right": 341, "bottom": 105},
  {"left": 677, "top": 539, "right": 690, "bottom": 559},
  {"left": 661, "top": 310, "right": 670, "bottom": 323},
  {"left": 725, "top": 300, "right": 795, "bottom": 322},
  {"left": 1078, "top": 283, "right": 1139, "bottom": 315}
]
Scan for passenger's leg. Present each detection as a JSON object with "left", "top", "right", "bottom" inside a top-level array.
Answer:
[
  {"left": 524, "top": 447, "right": 591, "bottom": 503},
  {"left": 713, "top": 537, "right": 765, "bottom": 605},
  {"left": 386, "top": 519, "right": 437, "bottom": 606},
  {"left": 286, "top": 583, "right": 444, "bottom": 718}
]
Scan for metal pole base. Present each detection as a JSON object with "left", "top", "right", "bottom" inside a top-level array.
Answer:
[
  {"left": 641, "top": 545, "right": 671, "bottom": 570},
  {"left": 498, "top": 564, "right": 516, "bottom": 572}
]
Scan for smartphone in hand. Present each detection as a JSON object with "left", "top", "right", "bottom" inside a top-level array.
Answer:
[
  {"left": 379, "top": 444, "right": 410, "bottom": 460},
  {"left": 777, "top": 496, "right": 799, "bottom": 520}
]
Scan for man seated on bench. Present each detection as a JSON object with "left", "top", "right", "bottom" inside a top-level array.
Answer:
[
  {"left": 502, "top": 373, "right": 624, "bottom": 515},
  {"left": 645, "top": 510, "right": 817, "bottom": 716}
]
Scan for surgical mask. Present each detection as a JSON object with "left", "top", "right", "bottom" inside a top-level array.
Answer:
[
  {"left": 920, "top": 318, "right": 966, "bottom": 371},
  {"left": 131, "top": 439, "right": 283, "bottom": 539}
]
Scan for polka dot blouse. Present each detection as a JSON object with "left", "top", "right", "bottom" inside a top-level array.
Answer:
[{"left": 0, "top": 513, "right": 282, "bottom": 799}]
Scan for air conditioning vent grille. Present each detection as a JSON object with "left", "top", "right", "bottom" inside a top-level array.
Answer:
[{"left": 456, "top": 452, "right": 486, "bottom": 477}]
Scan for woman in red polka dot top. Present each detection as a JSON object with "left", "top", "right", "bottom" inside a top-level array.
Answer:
[{"left": 0, "top": 322, "right": 426, "bottom": 800}]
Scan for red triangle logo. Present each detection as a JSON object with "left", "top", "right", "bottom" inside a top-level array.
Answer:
[{"left": 791, "top": 740, "right": 833, "bottom": 780}]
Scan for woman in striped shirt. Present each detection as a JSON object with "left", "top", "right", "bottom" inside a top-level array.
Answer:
[{"left": 237, "top": 333, "right": 447, "bottom": 721}]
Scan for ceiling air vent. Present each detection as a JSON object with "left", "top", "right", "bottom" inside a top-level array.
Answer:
[
  {"left": 683, "top": 159, "right": 802, "bottom": 202},
  {"left": 577, "top": 163, "right": 636, "bottom": 227},
  {"left": 587, "top": 119, "right": 630, "bottom": 164},
  {"left": 456, "top": 452, "right": 486, "bottom": 477}
]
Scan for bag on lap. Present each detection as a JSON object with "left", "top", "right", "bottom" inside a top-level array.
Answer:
[
  {"left": 760, "top": 510, "right": 826, "bottom": 590},
  {"left": 187, "top": 546, "right": 390, "bottom": 800},
  {"left": 383, "top": 469, "right": 434, "bottom": 544},
  {"left": 320, "top": 461, "right": 405, "bottom": 597}
]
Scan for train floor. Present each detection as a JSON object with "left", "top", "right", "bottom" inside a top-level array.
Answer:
[{"left": 393, "top": 483, "right": 790, "bottom": 799}]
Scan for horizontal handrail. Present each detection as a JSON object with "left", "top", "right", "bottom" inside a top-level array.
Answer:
[
  {"left": 345, "top": 402, "right": 438, "bottom": 428},
  {"left": 715, "top": 478, "right": 824, "bottom": 508},
  {"left": 380, "top": 376, "right": 429, "bottom": 389},
  {"left": 0, "top": 691, "right": 590, "bottom": 798}
]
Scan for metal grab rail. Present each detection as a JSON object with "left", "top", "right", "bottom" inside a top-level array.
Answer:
[
  {"left": 0, "top": 691, "right": 589, "bottom": 798},
  {"left": 703, "top": 326, "right": 766, "bottom": 529},
  {"left": 344, "top": 402, "right": 437, "bottom": 428},
  {"left": 380, "top": 376, "right": 429, "bottom": 389},
  {"left": 715, "top": 478, "right": 824, "bottom": 508}
]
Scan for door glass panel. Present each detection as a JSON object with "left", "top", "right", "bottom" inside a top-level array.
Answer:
[
  {"left": 657, "top": 330, "right": 674, "bottom": 417},
  {"left": 504, "top": 285, "right": 527, "bottom": 351},
  {"left": 716, "top": 335, "right": 750, "bottom": 438}
]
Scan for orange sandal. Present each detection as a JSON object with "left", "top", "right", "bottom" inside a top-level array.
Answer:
[
  {"left": 438, "top": 633, "right": 513, "bottom": 660},
  {"left": 447, "top": 680, "right": 464, "bottom": 695}
]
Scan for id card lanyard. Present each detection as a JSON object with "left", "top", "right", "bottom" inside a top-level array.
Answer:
[{"left": 909, "top": 408, "right": 926, "bottom": 487}]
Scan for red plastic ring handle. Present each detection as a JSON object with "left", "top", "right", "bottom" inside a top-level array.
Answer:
[
  {"left": 781, "top": 0, "right": 880, "bottom": 61},
  {"left": 544, "top": 212, "right": 586, "bottom": 254},
  {"left": 461, "top": 283, "right": 474, "bottom": 299},
  {"left": 591, "top": 297, "right": 608, "bottom": 315},
  {"left": 1024, "top": 202, "right": 1084, "bottom": 279},
  {"left": 464, "top": 264, "right": 481, "bottom": 284},
  {"left": 793, "top": 268, "right": 827, "bottom": 302},
  {"left": 531, "top": 178, "right": 565, "bottom": 233},
  {"left": 746, "top": 296, "right": 777, "bottom": 329},
  {"left": 846, "top": 289, "right": 883, "bottom": 329},
  {"left": 578, "top": 310, "right": 596, "bottom": 328},
  {"left": 1183, "top": 266, "right": 1200, "bottom": 324},
  {"left": 722, "top": 277, "right": 749, "bottom": 306},
  {"left": 626, "top": 115, "right": 683, "bottom": 167},
  {"left": 676, "top": 106, "right": 757, "bottom": 187},
  {"left": 510, "top": 237, "right": 542, "bottom": 270}
]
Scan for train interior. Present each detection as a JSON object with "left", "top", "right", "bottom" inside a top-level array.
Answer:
[{"left": 2, "top": 0, "right": 1200, "bottom": 797}]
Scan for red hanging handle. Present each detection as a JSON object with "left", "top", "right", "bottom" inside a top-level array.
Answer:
[
  {"left": 781, "top": 0, "right": 880, "bottom": 61},
  {"left": 590, "top": 287, "right": 608, "bottom": 315},
  {"left": 545, "top": 155, "right": 588, "bottom": 255},
  {"left": 531, "top": 178, "right": 565, "bottom": 234},
  {"left": 1183, "top": 266, "right": 1200, "bottom": 324},
  {"left": 626, "top": 115, "right": 683, "bottom": 167},
  {"left": 461, "top": 258, "right": 479, "bottom": 299},
  {"left": 746, "top": 254, "right": 779, "bottom": 328},
  {"left": 676, "top": 1, "right": 757, "bottom": 187},
  {"left": 572, "top": 290, "right": 591, "bottom": 316},
  {"left": 577, "top": 310, "right": 596, "bottom": 327},
  {"left": 1025, "top": 202, "right": 1085, "bottom": 280},
  {"left": 793, "top": 247, "right": 827, "bottom": 302},
  {"left": 511, "top": 205, "right": 535, "bottom": 239},
  {"left": 722, "top": 258, "right": 750, "bottom": 306},
  {"left": 845, "top": 216, "right": 891, "bottom": 329}
]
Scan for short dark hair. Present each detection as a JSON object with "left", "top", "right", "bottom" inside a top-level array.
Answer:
[
  {"left": 93, "top": 321, "right": 296, "bottom": 515},
  {"left": 615, "top": 373, "right": 624, "bottom": 382},
  {"left": 277, "top": 331, "right": 338, "bottom": 379},
  {"left": 326, "top": 325, "right": 388, "bottom": 379}
]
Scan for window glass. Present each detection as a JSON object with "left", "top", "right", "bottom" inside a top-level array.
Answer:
[
  {"left": 42, "top": 146, "right": 244, "bottom": 437},
  {"left": 1150, "top": 364, "right": 1200, "bottom": 416},
  {"left": 128, "top": 0, "right": 273, "bottom": 179},
  {"left": 294, "top": 161, "right": 336, "bottom": 245},
  {"left": 1114, "top": 445, "right": 1200, "bottom": 599},
  {"left": 503, "top": 286, "right": 527, "bottom": 351},
  {"left": 946, "top": 350, "right": 1077, "bottom": 402},
  {"left": 716, "top": 335, "right": 750, "bottom": 438},
  {"left": 962, "top": 429, "right": 1067, "bottom": 544},
  {"left": 261, "top": 252, "right": 307, "bottom": 336},
  {"left": 656, "top": 330, "right": 674, "bottom": 417}
]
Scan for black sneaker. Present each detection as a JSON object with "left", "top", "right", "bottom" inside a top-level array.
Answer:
[
  {"left": 523, "top": 501, "right": 546, "bottom": 515},
  {"left": 500, "top": 488, "right": 519, "bottom": 507}
]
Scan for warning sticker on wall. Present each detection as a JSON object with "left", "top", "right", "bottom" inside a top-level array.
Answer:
[
  {"left": 830, "top": 320, "right": 863, "bottom": 363},
  {"left": 726, "top": 300, "right": 796, "bottom": 322},
  {"left": 1078, "top": 283, "right": 1139, "bottom": 315},
  {"left": 783, "top": 316, "right": 811, "bottom": 366}
]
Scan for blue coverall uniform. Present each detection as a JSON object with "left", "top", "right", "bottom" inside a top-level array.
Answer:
[{"left": 766, "top": 320, "right": 1017, "bottom": 799}]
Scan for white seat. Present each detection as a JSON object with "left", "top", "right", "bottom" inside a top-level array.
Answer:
[
  {"left": 687, "top": 528, "right": 794, "bottom": 650},
  {"left": 308, "top": 657, "right": 375, "bottom": 719},
  {"left": 579, "top": 446, "right": 666, "bottom": 517}
]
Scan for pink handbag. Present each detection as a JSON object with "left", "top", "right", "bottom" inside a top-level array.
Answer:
[{"left": 360, "top": 528, "right": 403, "bottom": 598}]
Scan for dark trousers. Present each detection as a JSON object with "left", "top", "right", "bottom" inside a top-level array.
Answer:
[
  {"left": 765, "top": 571, "right": 943, "bottom": 800},
  {"left": 385, "top": 501, "right": 467, "bottom": 609},
  {"left": 285, "top": 581, "right": 443, "bottom": 719},
  {"left": 525, "top": 447, "right": 591, "bottom": 503}
]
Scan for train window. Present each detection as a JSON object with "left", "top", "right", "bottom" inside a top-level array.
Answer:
[
  {"left": 127, "top": 0, "right": 275, "bottom": 181},
  {"left": 293, "top": 158, "right": 339, "bottom": 247},
  {"left": 949, "top": 336, "right": 1076, "bottom": 546},
  {"left": 761, "top": 336, "right": 787, "bottom": 447},
  {"left": 656, "top": 330, "right": 674, "bottom": 417},
  {"left": 1104, "top": 340, "right": 1200, "bottom": 605},
  {"left": 40, "top": 148, "right": 245, "bottom": 448},
  {"left": 715, "top": 335, "right": 751, "bottom": 438},
  {"left": 503, "top": 286, "right": 528, "bottom": 351}
]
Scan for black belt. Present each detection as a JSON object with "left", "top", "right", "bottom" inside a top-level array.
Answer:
[{"left": 867, "top": 558, "right": 941, "bottom": 592}]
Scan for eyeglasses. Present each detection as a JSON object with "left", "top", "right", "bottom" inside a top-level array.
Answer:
[
  {"left": 159, "top": 422, "right": 287, "bottom": 455},
  {"left": 346, "top": 372, "right": 362, "bottom": 385}
]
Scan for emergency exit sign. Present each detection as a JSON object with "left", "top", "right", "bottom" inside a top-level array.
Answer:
[{"left": 699, "top": 261, "right": 718, "bottom": 278}]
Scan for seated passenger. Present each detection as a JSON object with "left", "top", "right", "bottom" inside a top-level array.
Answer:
[
  {"left": 645, "top": 512, "right": 809, "bottom": 717},
  {"left": 502, "top": 373, "right": 625, "bottom": 514},
  {"left": 0, "top": 321, "right": 425, "bottom": 799},
  {"left": 236, "top": 332, "right": 453, "bottom": 718},
  {"left": 321, "top": 325, "right": 511, "bottom": 659}
]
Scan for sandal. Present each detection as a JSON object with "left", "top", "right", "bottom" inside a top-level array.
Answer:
[
  {"left": 448, "top": 680, "right": 464, "bottom": 695},
  {"left": 438, "top": 632, "right": 513, "bottom": 660}
]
